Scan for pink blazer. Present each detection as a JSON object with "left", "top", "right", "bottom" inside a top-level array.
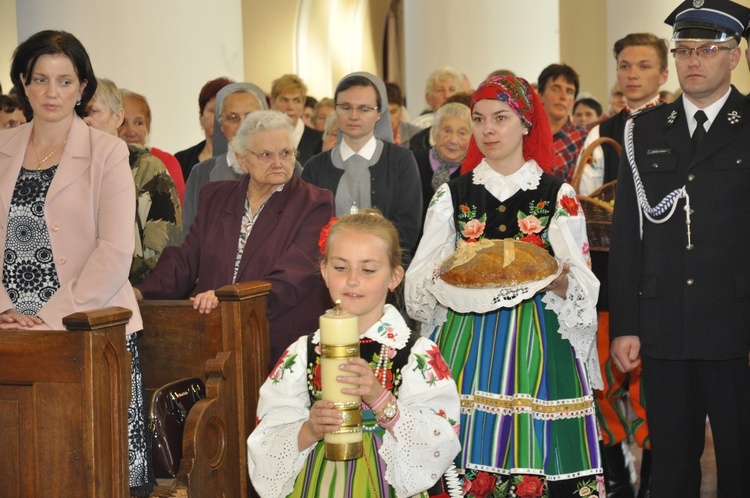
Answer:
[{"left": 0, "top": 116, "right": 143, "bottom": 333}]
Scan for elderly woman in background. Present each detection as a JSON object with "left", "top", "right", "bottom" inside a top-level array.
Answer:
[
  {"left": 83, "top": 78, "right": 183, "bottom": 285},
  {"left": 119, "top": 89, "right": 185, "bottom": 203},
  {"left": 0, "top": 30, "right": 154, "bottom": 495},
  {"left": 182, "top": 82, "right": 268, "bottom": 235},
  {"left": 413, "top": 102, "right": 471, "bottom": 229},
  {"left": 174, "top": 76, "right": 234, "bottom": 180},
  {"left": 136, "top": 110, "right": 334, "bottom": 364},
  {"left": 302, "top": 72, "right": 422, "bottom": 261}
]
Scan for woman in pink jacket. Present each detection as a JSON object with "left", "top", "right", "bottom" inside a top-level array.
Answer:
[{"left": 0, "top": 30, "right": 153, "bottom": 495}]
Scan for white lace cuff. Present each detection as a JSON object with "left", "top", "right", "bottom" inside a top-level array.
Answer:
[
  {"left": 247, "top": 421, "right": 313, "bottom": 498},
  {"left": 542, "top": 273, "right": 602, "bottom": 389},
  {"left": 379, "top": 407, "right": 461, "bottom": 497}
]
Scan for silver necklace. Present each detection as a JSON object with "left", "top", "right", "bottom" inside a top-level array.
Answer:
[{"left": 342, "top": 171, "right": 359, "bottom": 214}]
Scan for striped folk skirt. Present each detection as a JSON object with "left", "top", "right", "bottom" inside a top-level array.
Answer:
[
  {"left": 433, "top": 295, "right": 604, "bottom": 497},
  {"left": 289, "top": 413, "right": 397, "bottom": 498}
]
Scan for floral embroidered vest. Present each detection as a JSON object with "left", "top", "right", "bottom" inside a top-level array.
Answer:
[{"left": 449, "top": 172, "right": 563, "bottom": 255}]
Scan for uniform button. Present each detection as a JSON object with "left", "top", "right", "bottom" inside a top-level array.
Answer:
[
  {"left": 58, "top": 257, "right": 67, "bottom": 265},
  {"left": 638, "top": 291, "right": 643, "bottom": 296},
  {"left": 687, "top": 174, "right": 695, "bottom": 181},
  {"left": 434, "top": 451, "right": 441, "bottom": 458},
  {"left": 737, "top": 159, "right": 743, "bottom": 165},
  {"left": 652, "top": 163, "right": 659, "bottom": 169},
  {"left": 686, "top": 278, "right": 694, "bottom": 286},
  {"left": 431, "top": 473, "right": 437, "bottom": 480},
  {"left": 499, "top": 224, "right": 507, "bottom": 232},
  {"left": 689, "top": 209, "right": 694, "bottom": 215},
  {"left": 498, "top": 205, "right": 506, "bottom": 213},
  {"left": 433, "top": 429, "right": 441, "bottom": 437}
]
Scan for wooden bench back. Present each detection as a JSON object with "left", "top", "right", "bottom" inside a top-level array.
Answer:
[
  {"left": 138, "top": 281, "right": 271, "bottom": 498},
  {"left": 0, "top": 307, "right": 132, "bottom": 498}
]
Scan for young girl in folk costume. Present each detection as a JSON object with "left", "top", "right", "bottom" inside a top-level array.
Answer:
[
  {"left": 405, "top": 76, "right": 604, "bottom": 497},
  {"left": 247, "top": 210, "right": 461, "bottom": 498}
]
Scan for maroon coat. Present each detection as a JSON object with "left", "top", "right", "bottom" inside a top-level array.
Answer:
[{"left": 137, "top": 174, "right": 334, "bottom": 365}]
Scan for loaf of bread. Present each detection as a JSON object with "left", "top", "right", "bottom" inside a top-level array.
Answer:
[{"left": 440, "top": 238, "right": 557, "bottom": 288}]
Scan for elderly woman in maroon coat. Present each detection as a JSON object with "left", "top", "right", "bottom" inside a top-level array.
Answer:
[{"left": 136, "top": 110, "right": 334, "bottom": 364}]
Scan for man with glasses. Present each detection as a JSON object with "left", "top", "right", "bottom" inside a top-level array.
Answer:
[{"left": 609, "top": 1, "right": 750, "bottom": 496}]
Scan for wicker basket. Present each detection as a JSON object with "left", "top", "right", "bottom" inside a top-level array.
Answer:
[{"left": 570, "top": 137, "right": 621, "bottom": 252}]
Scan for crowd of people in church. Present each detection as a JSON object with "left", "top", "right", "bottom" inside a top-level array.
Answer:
[{"left": 1, "top": 0, "right": 749, "bottom": 496}]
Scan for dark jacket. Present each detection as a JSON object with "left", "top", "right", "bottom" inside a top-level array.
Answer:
[{"left": 609, "top": 88, "right": 750, "bottom": 360}]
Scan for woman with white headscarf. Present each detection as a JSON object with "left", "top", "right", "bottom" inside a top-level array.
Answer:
[
  {"left": 182, "top": 82, "right": 268, "bottom": 234},
  {"left": 302, "top": 72, "right": 422, "bottom": 261}
]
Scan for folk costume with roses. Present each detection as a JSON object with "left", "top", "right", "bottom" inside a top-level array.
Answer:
[{"left": 406, "top": 76, "right": 604, "bottom": 497}]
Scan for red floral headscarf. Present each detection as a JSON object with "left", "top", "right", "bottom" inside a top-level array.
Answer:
[{"left": 461, "top": 75, "right": 555, "bottom": 175}]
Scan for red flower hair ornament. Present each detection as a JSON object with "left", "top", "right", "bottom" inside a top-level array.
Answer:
[
  {"left": 461, "top": 75, "right": 555, "bottom": 175},
  {"left": 318, "top": 217, "right": 339, "bottom": 255}
]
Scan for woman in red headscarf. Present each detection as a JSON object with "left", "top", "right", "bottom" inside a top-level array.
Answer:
[{"left": 406, "top": 76, "right": 604, "bottom": 496}]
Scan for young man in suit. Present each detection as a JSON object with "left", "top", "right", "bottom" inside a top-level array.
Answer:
[{"left": 609, "top": 1, "right": 750, "bottom": 496}]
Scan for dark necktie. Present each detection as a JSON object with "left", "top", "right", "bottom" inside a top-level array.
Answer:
[{"left": 692, "top": 110, "right": 708, "bottom": 152}]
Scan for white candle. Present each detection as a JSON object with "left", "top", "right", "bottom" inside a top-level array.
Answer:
[{"left": 319, "top": 301, "right": 363, "bottom": 460}]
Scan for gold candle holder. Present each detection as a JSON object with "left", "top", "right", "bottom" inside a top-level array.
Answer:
[{"left": 319, "top": 301, "right": 363, "bottom": 460}]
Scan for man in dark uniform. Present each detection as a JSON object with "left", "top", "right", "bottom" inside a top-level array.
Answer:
[{"left": 609, "top": 1, "right": 750, "bottom": 496}]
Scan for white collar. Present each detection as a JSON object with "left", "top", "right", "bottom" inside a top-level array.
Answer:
[
  {"left": 682, "top": 86, "right": 732, "bottom": 133},
  {"left": 472, "top": 159, "right": 542, "bottom": 187},
  {"left": 311, "top": 304, "right": 410, "bottom": 350},
  {"left": 340, "top": 135, "right": 377, "bottom": 161},
  {"left": 472, "top": 159, "right": 543, "bottom": 203}
]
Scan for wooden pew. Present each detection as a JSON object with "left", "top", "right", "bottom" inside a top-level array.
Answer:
[
  {"left": 0, "top": 307, "right": 132, "bottom": 498},
  {"left": 138, "top": 281, "right": 271, "bottom": 498}
]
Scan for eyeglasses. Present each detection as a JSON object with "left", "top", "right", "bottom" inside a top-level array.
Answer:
[
  {"left": 671, "top": 45, "right": 732, "bottom": 59},
  {"left": 247, "top": 148, "right": 296, "bottom": 164},
  {"left": 221, "top": 112, "right": 251, "bottom": 125},
  {"left": 335, "top": 104, "right": 380, "bottom": 116}
]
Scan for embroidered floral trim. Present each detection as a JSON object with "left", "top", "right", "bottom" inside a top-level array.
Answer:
[
  {"left": 464, "top": 470, "right": 548, "bottom": 498},
  {"left": 268, "top": 349, "right": 297, "bottom": 384},
  {"left": 576, "top": 477, "right": 605, "bottom": 497},
  {"left": 429, "top": 183, "right": 449, "bottom": 208},
  {"left": 458, "top": 204, "right": 487, "bottom": 242},
  {"left": 412, "top": 344, "right": 453, "bottom": 386},
  {"left": 433, "top": 408, "right": 458, "bottom": 429},
  {"left": 557, "top": 194, "right": 582, "bottom": 217},
  {"left": 515, "top": 199, "right": 551, "bottom": 249}
]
